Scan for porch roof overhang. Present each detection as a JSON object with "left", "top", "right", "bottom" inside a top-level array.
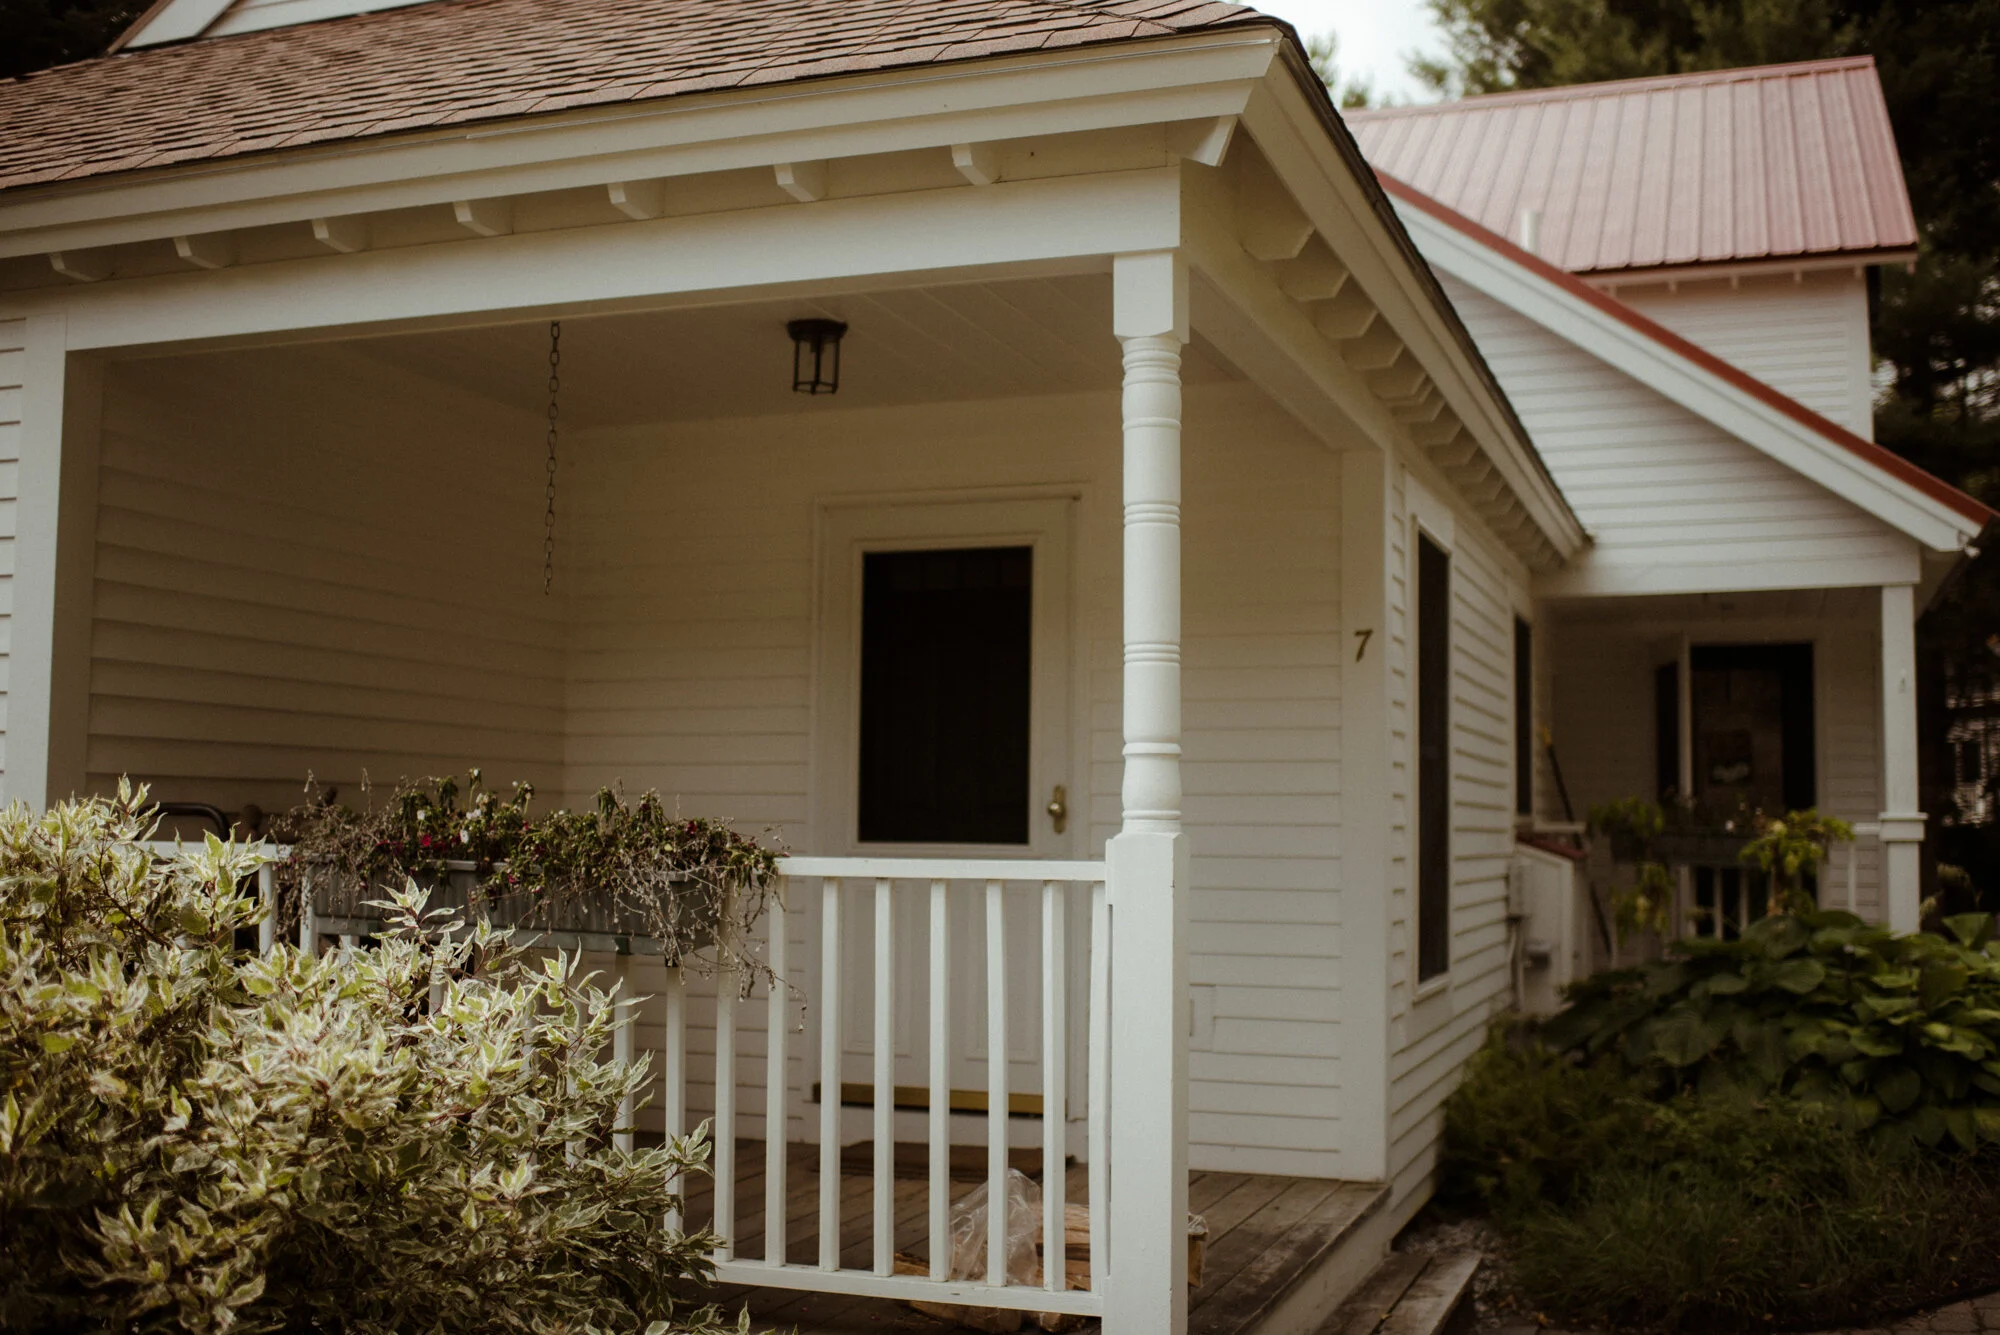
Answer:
[
  {"left": 0, "top": 24, "right": 1278, "bottom": 260},
  {"left": 1381, "top": 176, "right": 1995, "bottom": 573},
  {"left": 0, "top": 16, "right": 1586, "bottom": 570}
]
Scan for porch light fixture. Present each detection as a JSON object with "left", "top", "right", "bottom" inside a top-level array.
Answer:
[{"left": 788, "top": 317, "right": 847, "bottom": 395}]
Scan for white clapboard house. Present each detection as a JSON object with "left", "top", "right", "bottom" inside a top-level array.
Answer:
[{"left": 0, "top": 4, "right": 1986, "bottom": 1332}]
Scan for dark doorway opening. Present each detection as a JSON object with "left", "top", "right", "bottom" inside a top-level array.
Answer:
[
  {"left": 1690, "top": 643, "right": 1817, "bottom": 814},
  {"left": 1655, "top": 643, "right": 1817, "bottom": 934}
]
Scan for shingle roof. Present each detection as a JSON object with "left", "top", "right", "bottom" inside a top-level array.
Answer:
[
  {"left": 0, "top": 0, "right": 1260, "bottom": 196},
  {"left": 1349, "top": 57, "right": 1918, "bottom": 276}
]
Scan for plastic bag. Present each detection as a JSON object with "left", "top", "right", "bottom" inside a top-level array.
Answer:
[{"left": 948, "top": 1167, "right": 1044, "bottom": 1285}]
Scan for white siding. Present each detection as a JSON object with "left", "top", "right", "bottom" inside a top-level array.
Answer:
[
  {"left": 1384, "top": 468, "right": 1530, "bottom": 1207},
  {"left": 1441, "top": 273, "right": 1913, "bottom": 597},
  {"left": 85, "top": 345, "right": 564, "bottom": 813},
  {"left": 1613, "top": 269, "right": 1875, "bottom": 440},
  {"left": 1548, "top": 591, "right": 1886, "bottom": 922},
  {"left": 0, "top": 318, "right": 18, "bottom": 785},
  {"left": 565, "top": 381, "right": 1347, "bottom": 1170}
]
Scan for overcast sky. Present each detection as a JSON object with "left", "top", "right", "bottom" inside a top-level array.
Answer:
[{"left": 1250, "top": 0, "right": 1448, "bottom": 104}]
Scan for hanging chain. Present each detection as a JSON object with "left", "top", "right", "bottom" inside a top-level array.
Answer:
[{"left": 542, "top": 320, "right": 560, "bottom": 596}]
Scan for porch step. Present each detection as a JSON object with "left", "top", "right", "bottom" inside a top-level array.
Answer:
[
  {"left": 1315, "top": 1249, "right": 1482, "bottom": 1335},
  {"left": 1190, "top": 1179, "right": 1392, "bottom": 1335}
]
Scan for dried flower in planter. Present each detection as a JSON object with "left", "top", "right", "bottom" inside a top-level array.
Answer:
[{"left": 273, "top": 771, "right": 783, "bottom": 982}]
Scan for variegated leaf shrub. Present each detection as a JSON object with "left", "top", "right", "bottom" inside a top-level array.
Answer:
[{"left": 0, "top": 785, "right": 743, "bottom": 1335}]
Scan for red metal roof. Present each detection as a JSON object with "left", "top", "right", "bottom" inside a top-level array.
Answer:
[
  {"left": 1349, "top": 58, "right": 1919, "bottom": 276},
  {"left": 1377, "top": 171, "right": 1991, "bottom": 528},
  {"left": 0, "top": 0, "right": 1259, "bottom": 196}
]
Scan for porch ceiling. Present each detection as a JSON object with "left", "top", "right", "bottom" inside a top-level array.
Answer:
[{"left": 346, "top": 274, "right": 1242, "bottom": 429}]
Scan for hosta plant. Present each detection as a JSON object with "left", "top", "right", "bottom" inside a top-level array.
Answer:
[
  {"left": 0, "top": 784, "right": 739, "bottom": 1335},
  {"left": 1545, "top": 908, "right": 2000, "bottom": 1151}
]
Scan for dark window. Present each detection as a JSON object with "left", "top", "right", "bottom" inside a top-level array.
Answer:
[
  {"left": 1689, "top": 643, "right": 1816, "bottom": 813},
  {"left": 857, "top": 546, "right": 1033, "bottom": 845},
  {"left": 1514, "top": 617, "right": 1534, "bottom": 817},
  {"left": 1417, "top": 534, "right": 1452, "bottom": 983}
]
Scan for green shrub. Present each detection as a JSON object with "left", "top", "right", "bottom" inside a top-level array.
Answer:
[
  {"left": 0, "top": 786, "right": 739, "bottom": 1335},
  {"left": 1545, "top": 908, "right": 2000, "bottom": 1151},
  {"left": 1505, "top": 1100, "right": 2000, "bottom": 1331},
  {"left": 1444, "top": 1037, "right": 2000, "bottom": 1329}
]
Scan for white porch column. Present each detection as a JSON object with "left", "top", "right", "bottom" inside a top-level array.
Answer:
[
  {"left": 1879, "top": 582, "right": 1925, "bottom": 933},
  {"left": 8, "top": 311, "right": 99, "bottom": 810},
  {"left": 1337, "top": 449, "right": 1392, "bottom": 1181},
  {"left": 1105, "top": 249, "right": 1190, "bottom": 1335}
]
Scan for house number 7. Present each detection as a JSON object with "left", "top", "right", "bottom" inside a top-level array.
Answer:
[{"left": 1354, "top": 629, "right": 1374, "bottom": 661}]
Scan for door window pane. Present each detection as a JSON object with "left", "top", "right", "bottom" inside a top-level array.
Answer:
[{"left": 858, "top": 546, "right": 1033, "bottom": 844}]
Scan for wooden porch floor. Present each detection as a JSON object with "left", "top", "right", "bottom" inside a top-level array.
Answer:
[{"left": 678, "top": 1143, "right": 1384, "bottom": 1334}]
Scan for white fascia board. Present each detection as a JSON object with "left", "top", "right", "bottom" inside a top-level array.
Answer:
[
  {"left": 1237, "top": 76, "right": 1586, "bottom": 560},
  {"left": 1398, "top": 201, "right": 1978, "bottom": 555},
  {"left": 1588, "top": 250, "right": 1920, "bottom": 291},
  {"left": 119, "top": 0, "right": 234, "bottom": 47},
  {"left": 0, "top": 30, "right": 1279, "bottom": 259},
  {"left": 1539, "top": 543, "right": 1923, "bottom": 599},
  {"left": 10, "top": 168, "right": 1176, "bottom": 353}
]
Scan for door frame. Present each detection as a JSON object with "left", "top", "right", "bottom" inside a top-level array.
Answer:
[
  {"left": 810, "top": 491, "right": 1079, "bottom": 861},
  {"left": 806, "top": 488, "right": 1087, "bottom": 1150}
]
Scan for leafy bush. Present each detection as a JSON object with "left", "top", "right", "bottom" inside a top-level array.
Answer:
[
  {"left": 1545, "top": 909, "right": 2000, "bottom": 1151},
  {"left": 1444, "top": 1038, "right": 2000, "bottom": 1330},
  {"left": 1438, "top": 1036, "right": 1653, "bottom": 1212},
  {"left": 0, "top": 786, "right": 738, "bottom": 1335}
]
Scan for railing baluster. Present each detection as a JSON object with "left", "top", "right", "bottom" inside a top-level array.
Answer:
[
  {"left": 1087, "top": 880, "right": 1110, "bottom": 1295},
  {"left": 299, "top": 866, "right": 317, "bottom": 955},
  {"left": 873, "top": 878, "right": 896, "bottom": 1277},
  {"left": 714, "top": 967, "right": 737, "bottom": 1261},
  {"left": 257, "top": 865, "right": 277, "bottom": 957},
  {"left": 766, "top": 894, "right": 790, "bottom": 1265},
  {"left": 818, "top": 878, "right": 842, "bottom": 1272},
  {"left": 986, "top": 879, "right": 1008, "bottom": 1288},
  {"left": 689, "top": 857, "right": 1107, "bottom": 1321},
  {"left": 1042, "top": 881, "right": 1066, "bottom": 1293},
  {"left": 614, "top": 951, "right": 636, "bottom": 1154},
  {"left": 663, "top": 967, "right": 686, "bottom": 1232},
  {"left": 928, "top": 878, "right": 950, "bottom": 1281},
  {"left": 1847, "top": 838, "right": 1859, "bottom": 913}
]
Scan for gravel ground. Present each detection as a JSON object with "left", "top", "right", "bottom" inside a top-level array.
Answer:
[{"left": 1391, "top": 1213, "right": 2000, "bottom": 1335}]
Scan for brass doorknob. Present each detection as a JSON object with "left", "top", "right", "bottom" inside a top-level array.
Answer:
[{"left": 1046, "top": 785, "right": 1068, "bottom": 834}]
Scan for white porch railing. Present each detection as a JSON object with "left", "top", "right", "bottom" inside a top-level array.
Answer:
[
  {"left": 152, "top": 841, "right": 1112, "bottom": 1317},
  {"left": 698, "top": 856, "right": 1110, "bottom": 1316},
  {"left": 1677, "top": 822, "right": 1883, "bottom": 940}
]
